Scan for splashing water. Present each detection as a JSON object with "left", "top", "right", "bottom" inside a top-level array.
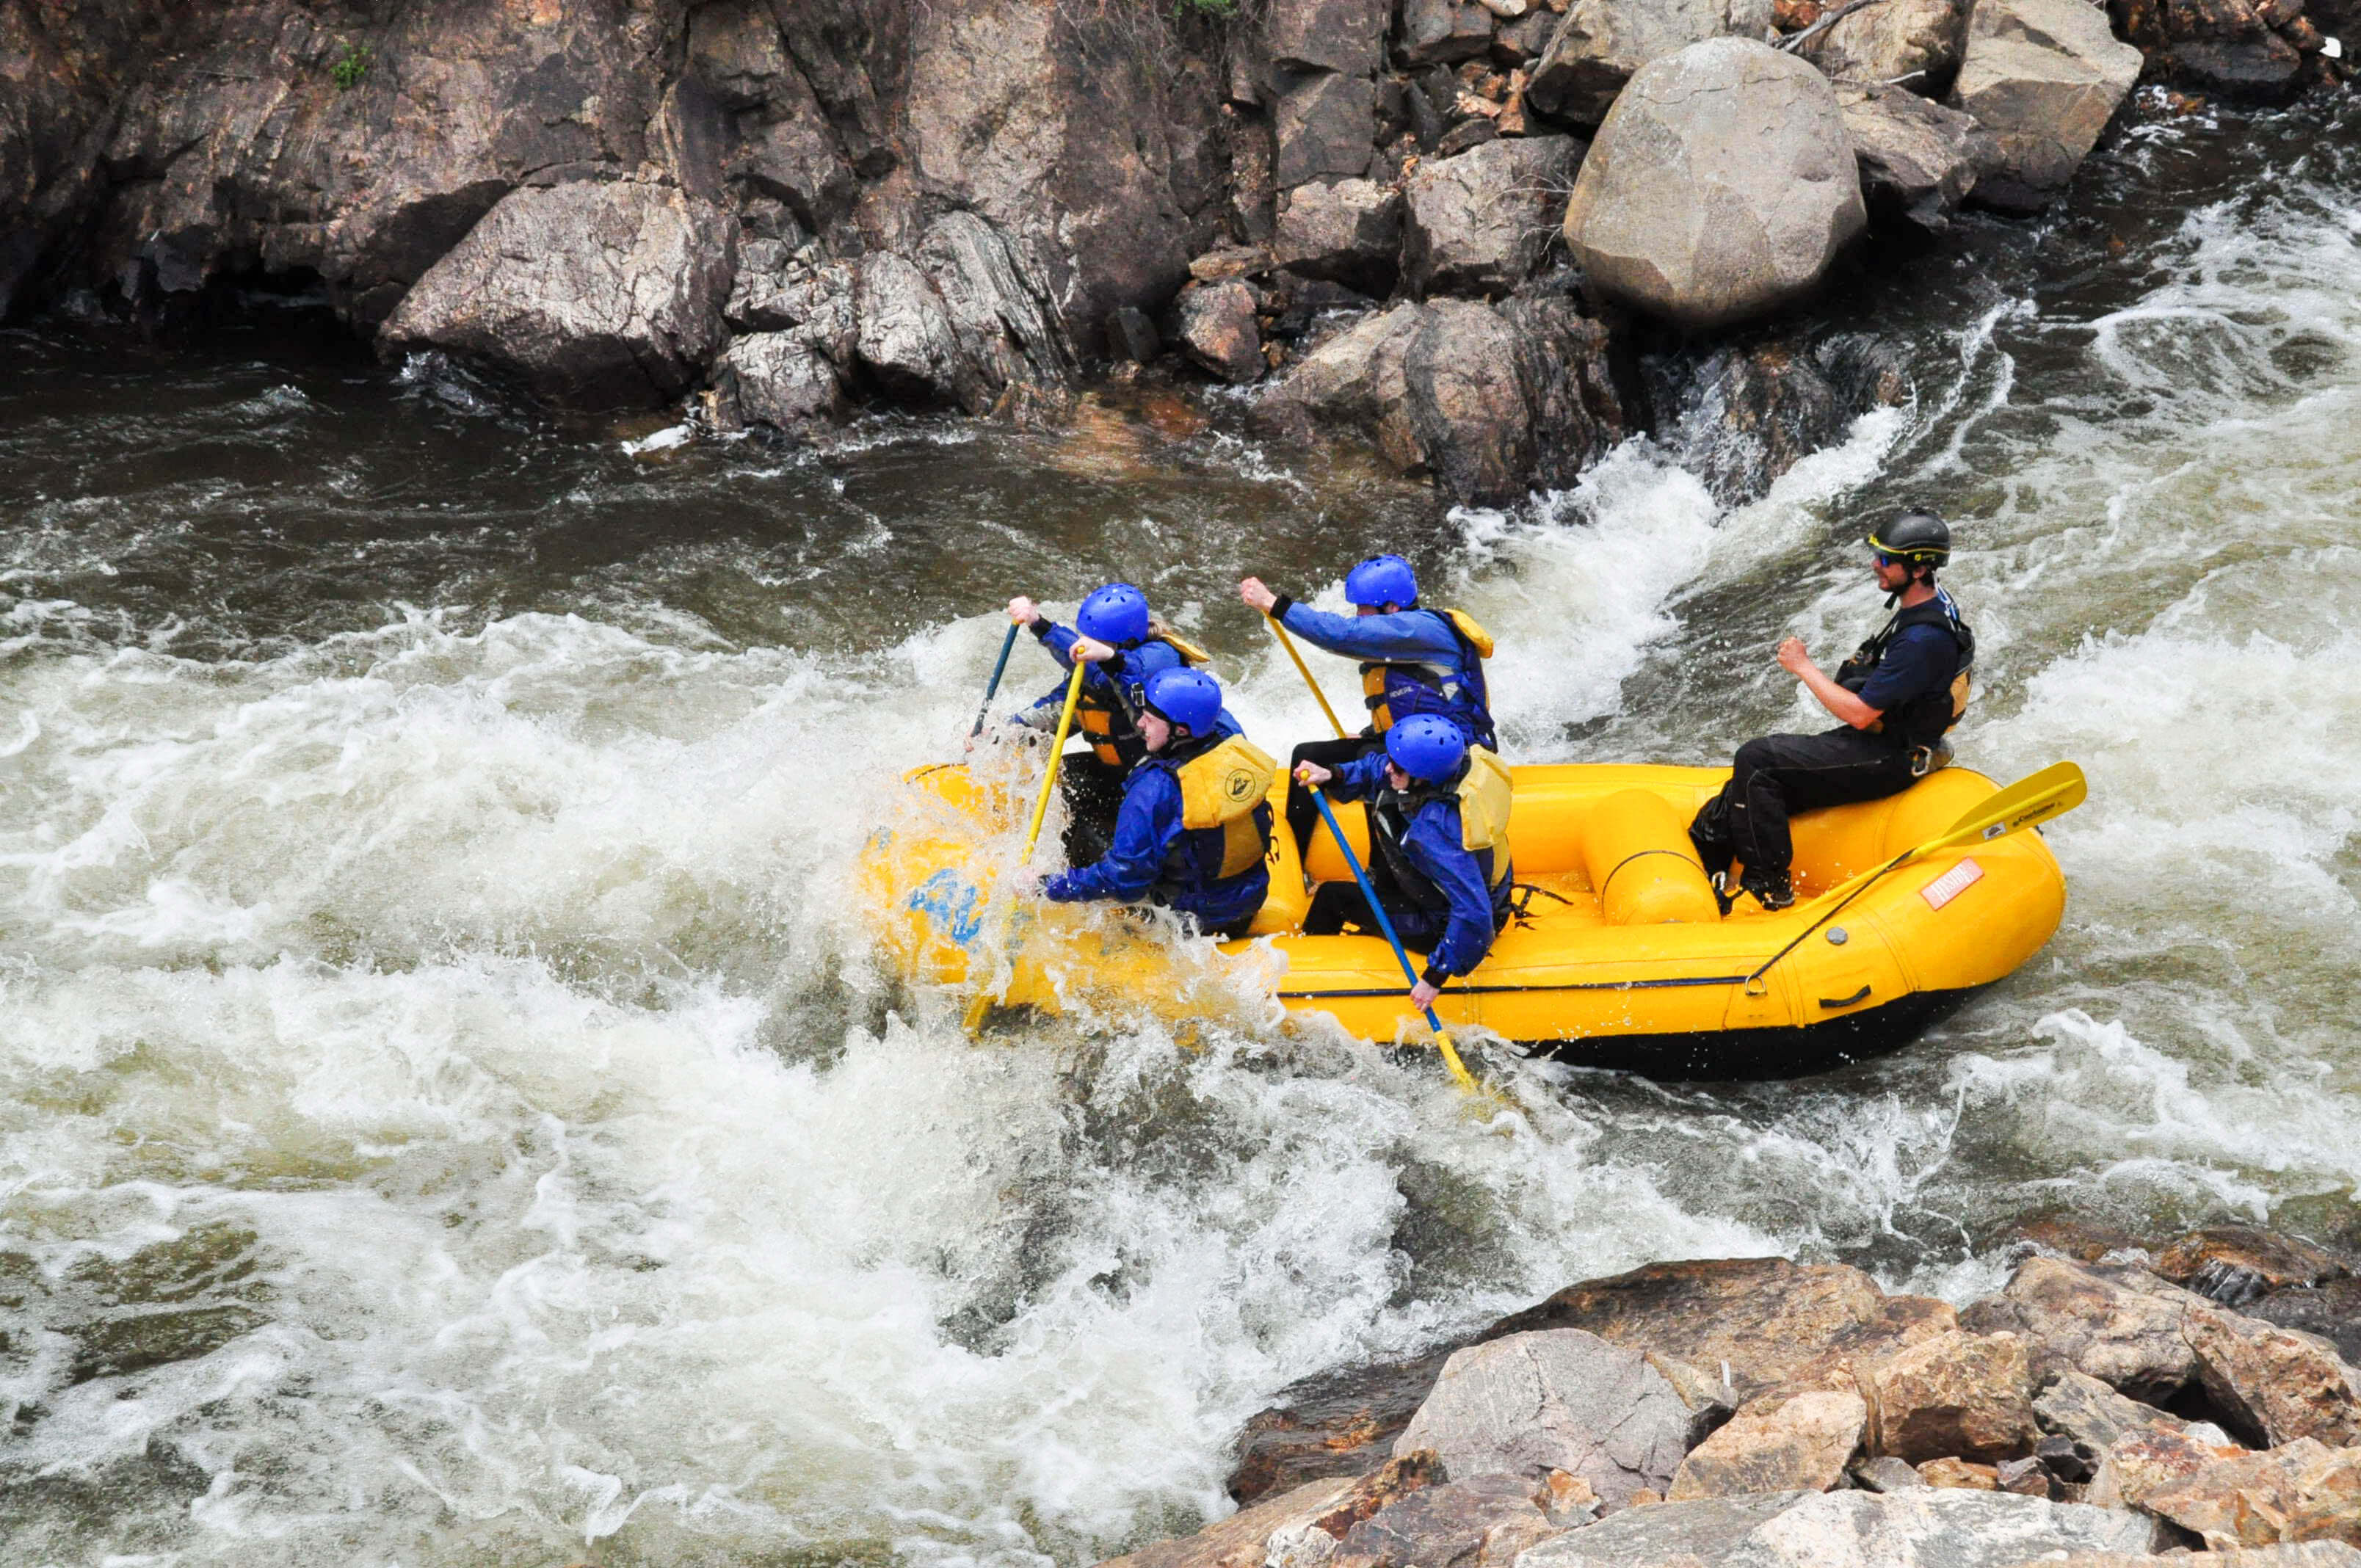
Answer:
[{"left": 2, "top": 94, "right": 2360, "bottom": 1567}]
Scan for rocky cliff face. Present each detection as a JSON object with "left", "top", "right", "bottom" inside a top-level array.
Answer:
[{"left": 0, "top": 0, "right": 2347, "bottom": 507}]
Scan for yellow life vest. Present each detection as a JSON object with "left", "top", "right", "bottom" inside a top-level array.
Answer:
[
  {"left": 1454, "top": 745, "right": 1513, "bottom": 857},
  {"left": 1173, "top": 735, "right": 1278, "bottom": 879},
  {"left": 1076, "top": 632, "right": 1214, "bottom": 767},
  {"left": 1361, "top": 609, "right": 1495, "bottom": 733}
]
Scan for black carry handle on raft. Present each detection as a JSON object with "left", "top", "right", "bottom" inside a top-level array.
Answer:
[{"left": 1741, "top": 761, "right": 2088, "bottom": 995}]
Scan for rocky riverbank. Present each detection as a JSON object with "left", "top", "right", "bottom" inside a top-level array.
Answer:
[
  {"left": 1, "top": 0, "right": 2350, "bottom": 508},
  {"left": 1096, "top": 1224, "right": 2361, "bottom": 1567}
]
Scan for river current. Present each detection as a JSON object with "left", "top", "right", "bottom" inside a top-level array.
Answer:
[{"left": 2, "top": 92, "right": 2357, "bottom": 1567}]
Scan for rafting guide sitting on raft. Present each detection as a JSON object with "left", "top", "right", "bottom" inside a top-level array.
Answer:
[{"left": 1690, "top": 508, "right": 1976, "bottom": 914}]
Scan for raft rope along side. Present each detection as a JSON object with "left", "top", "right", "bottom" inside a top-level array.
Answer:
[
  {"left": 1266, "top": 613, "right": 1349, "bottom": 741},
  {"left": 962, "top": 656, "right": 1089, "bottom": 1034},
  {"left": 1307, "top": 783, "right": 1481, "bottom": 1095},
  {"left": 970, "top": 620, "right": 1022, "bottom": 739},
  {"left": 1740, "top": 760, "right": 2089, "bottom": 995}
]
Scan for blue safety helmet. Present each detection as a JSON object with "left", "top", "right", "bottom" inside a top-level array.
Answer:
[
  {"left": 1142, "top": 667, "right": 1223, "bottom": 736},
  {"left": 1385, "top": 714, "right": 1468, "bottom": 782},
  {"left": 1077, "top": 582, "right": 1153, "bottom": 646},
  {"left": 1344, "top": 553, "right": 1419, "bottom": 610}
]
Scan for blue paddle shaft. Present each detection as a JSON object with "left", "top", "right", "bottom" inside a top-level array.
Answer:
[
  {"left": 970, "top": 620, "right": 1023, "bottom": 738},
  {"left": 1308, "top": 785, "right": 1448, "bottom": 1034}
]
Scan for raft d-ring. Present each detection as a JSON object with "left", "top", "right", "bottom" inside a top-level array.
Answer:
[{"left": 1743, "top": 974, "right": 1770, "bottom": 998}]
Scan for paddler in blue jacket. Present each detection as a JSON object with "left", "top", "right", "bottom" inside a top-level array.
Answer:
[
  {"left": 1022, "top": 667, "right": 1275, "bottom": 941},
  {"left": 1238, "top": 553, "right": 1497, "bottom": 858},
  {"left": 1002, "top": 582, "right": 1211, "bottom": 865},
  {"left": 1291, "top": 714, "right": 1514, "bottom": 1008}
]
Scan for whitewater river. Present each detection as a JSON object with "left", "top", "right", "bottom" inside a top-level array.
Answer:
[{"left": 2, "top": 92, "right": 2357, "bottom": 1567}]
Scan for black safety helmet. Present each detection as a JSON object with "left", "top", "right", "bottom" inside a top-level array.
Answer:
[{"left": 1865, "top": 509, "right": 1951, "bottom": 571}]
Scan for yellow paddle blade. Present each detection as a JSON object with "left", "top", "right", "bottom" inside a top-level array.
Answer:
[
  {"left": 1912, "top": 759, "right": 2086, "bottom": 861},
  {"left": 1782, "top": 761, "right": 2086, "bottom": 930}
]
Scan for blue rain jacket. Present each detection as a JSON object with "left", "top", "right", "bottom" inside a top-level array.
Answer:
[
  {"left": 1325, "top": 751, "right": 1508, "bottom": 983},
  {"left": 1275, "top": 600, "right": 1495, "bottom": 749}
]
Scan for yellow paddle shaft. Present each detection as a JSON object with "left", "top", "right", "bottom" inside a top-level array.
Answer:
[
  {"left": 964, "top": 658, "right": 1089, "bottom": 1034},
  {"left": 1265, "top": 613, "right": 1348, "bottom": 741},
  {"left": 1023, "top": 658, "right": 1091, "bottom": 858}
]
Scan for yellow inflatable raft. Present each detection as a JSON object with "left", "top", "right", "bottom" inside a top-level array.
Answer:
[{"left": 863, "top": 756, "right": 2070, "bottom": 1078}]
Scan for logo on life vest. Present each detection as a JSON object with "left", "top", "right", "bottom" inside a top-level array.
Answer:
[{"left": 1225, "top": 769, "right": 1258, "bottom": 802}]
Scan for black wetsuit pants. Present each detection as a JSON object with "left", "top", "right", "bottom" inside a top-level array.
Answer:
[{"left": 1690, "top": 727, "right": 1918, "bottom": 890}]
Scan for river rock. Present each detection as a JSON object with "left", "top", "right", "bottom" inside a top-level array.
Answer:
[
  {"left": 379, "top": 181, "right": 734, "bottom": 409},
  {"left": 1515, "top": 1490, "right": 1813, "bottom": 1568},
  {"left": 1336, "top": 1473, "right": 1557, "bottom": 1568},
  {"left": 1527, "top": 0, "right": 1779, "bottom": 125},
  {"left": 1403, "top": 136, "right": 1586, "bottom": 298},
  {"left": 1947, "top": 0, "right": 2143, "bottom": 211},
  {"left": 1853, "top": 1456, "right": 1931, "bottom": 1492},
  {"left": 1403, "top": 0, "right": 1504, "bottom": 65},
  {"left": 1919, "top": 1456, "right": 2002, "bottom": 1489},
  {"left": 2253, "top": 1281, "right": 2361, "bottom": 1368},
  {"left": 1838, "top": 85, "right": 1998, "bottom": 229},
  {"left": 1562, "top": 40, "right": 1866, "bottom": 332},
  {"left": 2141, "top": 1439, "right": 2361, "bottom": 1550},
  {"left": 1094, "top": 1474, "right": 1360, "bottom": 1568},
  {"left": 710, "top": 332, "right": 846, "bottom": 429},
  {"left": 854, "top": 251, "right": 989, "bottom": 411},
  {"left": 1801, "top": 0, "right": 1968, "bottom": 87},
  {"left": 2186, "top": 1306, "right": 2361, "bottom": 1448},
  {"left": 1394, "top": 1329, "right": 1716, "bottom": 1507},
  {"left": 1268, "top": 0, "right": 1390, "bottom": 74},
  {"left": 1668, "top": 1390, "right": 1867, "bottom": 1499},
  {"left": 1252, "top": 302, "right": 1429, "bottom": 473},
  {"left": 1868, "top": 1330, "right": 2039, "bottom": 1464},
  {"left": 2086, "top": 1423, "right": 2249, "bottom": 1511},
  {"left": 1970, "top": 1256, "right": 2205, "bottom": 1403},
  {"left": 1492, "top": 1258, "right": 1892, "bottom": 1400},
  {"left": 1274, "top": 179, "right": 1404, "bottom": 295},
  {"left": 1642, "top": 334, "right": 1915, "bottom": 504},
  {"left": 1407, "top": 294, "right": 1626, "bottom": 504},
  {"left": 1277, "top": 70, "right": 1379, "bottom": 189},
  {"left": 2155, "top": 1227, "right": 2354, "bottom": 1307},
  {"left": 2035, "top": 1368, "right": 2197, "bottom": 1467},
  {"left": 725, "top": 249, "right": 860, "bottom": 363},
  {"left": 1716, "top": 1489, "right": 2165, "bottom": 1567},
  {"left": 913, "top": 211, "right": 1076, "bottom": 399},
  {"left": 1253, "top": 291, "right": 1624, "bottom": 504},
  {"left": 2009, "top": 1547, "right": 2361, "bottom": 1567},
  {"left": 1175, "top": 279, "right": 1267, "bottom": 384}
]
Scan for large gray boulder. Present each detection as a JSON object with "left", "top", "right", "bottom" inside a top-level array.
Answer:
[
  {"left": 1394, "top": 1329, "right": 1718, "bottom": 1507},
  {"left": 1948, "top": 0, "right": 2143, "bottom": 211},
  {"left": 1526, "top": 0, "right": 1776, "bottom": 125},
  {"left": 1562, "top": 39, "right": 1865, "bottom": 331},
  {"left": 1801, "top": 0, "right": 1968, "bottom": 88},
  {"left": 1717, "top": 1489, "right": 2164, "bottom": 1567},
  {"left": 1175, "top": 279, "right": 1267, "bottom": 384},
  {"left": 1402, "top": 136, "right": 1586, "bottom": 299},
  {"left": 1266, "top": 0, "right": 1389, "bottom": 73},
  {"left": 380, "top": 181, "right": 735, "bottom": 408}
]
